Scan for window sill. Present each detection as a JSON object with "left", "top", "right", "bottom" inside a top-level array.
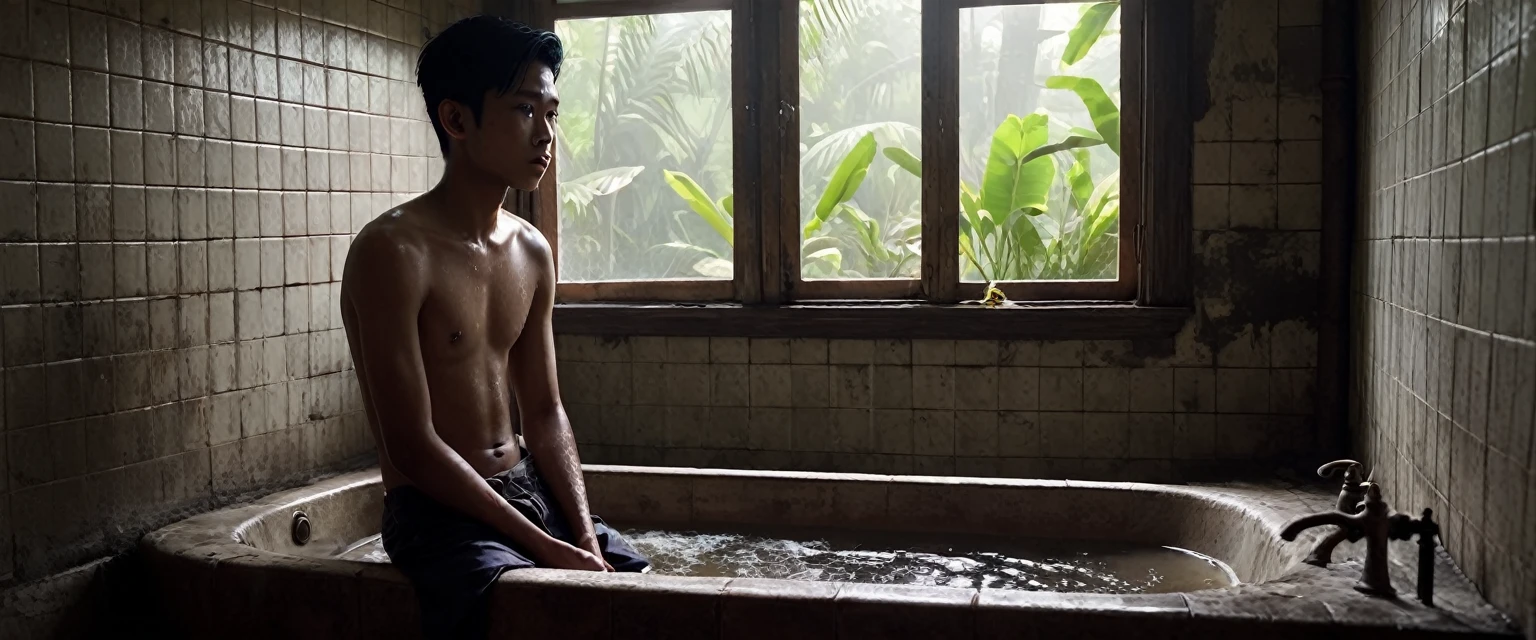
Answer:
[{"left": 553, "top": 301, "right": 1192, "bottom": 340}]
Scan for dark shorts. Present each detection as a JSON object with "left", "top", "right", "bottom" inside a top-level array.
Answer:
[{"left": 381, "top": 450, "right": 650, "bottom": 639}]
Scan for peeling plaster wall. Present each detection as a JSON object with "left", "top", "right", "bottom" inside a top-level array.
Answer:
[
  {"left": 560, "top": 0, "right": 1330, "bottom": 483},
  {"left": 1354, "top": 0, "right": 1535, "bottom": 633}
]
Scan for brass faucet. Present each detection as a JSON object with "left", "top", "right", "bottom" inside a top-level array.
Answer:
[
  {"left": 1302, "top": 459, "right": 1370, "bottom": 567},
  {"left": 1281, "top": 483, "right": 1397, "bottom": 597}
]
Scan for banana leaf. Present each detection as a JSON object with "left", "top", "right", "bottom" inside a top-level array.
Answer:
[
  {"left": 663, "top": 170, "right": 733, "bottom": 247},
  {"left": 883, "top": 146, "right": 923, "bottom": 178},
  {"left": 806, "top": 132, "right": 878, "bottom": 238},
  {"left": 1018, "top": 132, "right": 1105, "bottom": 166},
  {"left": 1067, "top": 150, "right": 1095, "bottom": 210},
  {"left": 1045, "top": 76, "right": 1121, "bottom": 155},
  {"left": 1062, "top": 2, "right": 1121, "bottom": 67},
  {"left": 981, "top": 114, "right": 1054, "bottom": 227}
]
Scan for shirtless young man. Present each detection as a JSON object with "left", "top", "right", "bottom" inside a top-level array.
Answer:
[{"left": 340, "top": 16, "right": 649, "bottom": 639}]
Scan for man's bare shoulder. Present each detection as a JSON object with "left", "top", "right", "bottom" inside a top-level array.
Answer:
[
  {"left": 342, "top": 201, "right": 437, "bottom": 295},
  {"left": 498, "top": 209, "right": 552, "bottom": 267}
]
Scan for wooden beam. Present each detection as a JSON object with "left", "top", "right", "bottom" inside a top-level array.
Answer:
[
  {"left": 553, "top": 302, "right": 1191, "bottom": 339},
  {"left": 1138, "top": 0, "right": 1193, "bottom": 307},
  {"left": 921, "top": 0, "right": 960, "bottom": 303}
]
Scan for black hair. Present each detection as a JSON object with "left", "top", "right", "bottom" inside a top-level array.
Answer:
[{"left": 416, "top": 15, "right": 564, "bottom": 157}]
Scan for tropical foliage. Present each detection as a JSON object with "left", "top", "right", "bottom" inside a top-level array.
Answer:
[{"left": 555, "top": 1, "right": 1123, "bottom": 284}]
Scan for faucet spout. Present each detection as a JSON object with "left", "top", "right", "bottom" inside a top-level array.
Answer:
[
  {"left": 1280, "top": 511, "right": 1355, "bottom": 540},
  {"left": 1280, "top": 483, "right": 1397, "bottom": 598}
]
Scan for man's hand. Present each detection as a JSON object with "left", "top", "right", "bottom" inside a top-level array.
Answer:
[
  {"left": 536, "top": 537, "right": 609, "bottom": 572},
  {"left": 577, "top": 533, "right": 616, "bottom": 572}
]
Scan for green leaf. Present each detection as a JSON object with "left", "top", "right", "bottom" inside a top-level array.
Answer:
[
  {"left": 1045, "top": 76, "right": 1121, "bottom": 155},
  {"left": 1067, "top": 154, "right": 1095, "bottom": 210},
  {"left": 1062, "top": 2, "right": 1120, "bottom": 67},
  {"left": 720, "top": 194, "right": 734, "bottom": 218},
  {"left": 663, "top": 170, "right": 733, "bottom": 247},
  {"left": 1078, "top": 170, "right": 1121, "bottom": 258},
  {"left": 960, "top": 182, "right": 981, "bottom": 219},
  {"left": 1017, "top": 134, "right": 1107, "bottom": 167},
  {"left": 883, "top": 146, "right": 923, "bottom": 178},
  {"left": 808, "top": 132, "right": 878, "bottom": 239},
  {"left": 959, "top": 233, "right": 987, "bottom": 282},
  {"left": 980, "top": 114, "right": 1055, "bottom": 227}
]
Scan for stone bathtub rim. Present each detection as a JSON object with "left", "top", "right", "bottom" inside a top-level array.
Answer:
[{"left": 140, "top": 466, "right": 1520, "bottom": 638}]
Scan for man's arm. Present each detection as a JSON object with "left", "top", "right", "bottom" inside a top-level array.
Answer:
[
  {"left": 508, "top": 229, "right": 609, "bottom": 567},
  {"left": 344, "top": 229, "right": 569, "bottom": 562}
]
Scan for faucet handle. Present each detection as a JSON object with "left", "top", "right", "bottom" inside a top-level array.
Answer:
[{"left": 1317, "top": 459, "right": 1365, "bottom": 483}]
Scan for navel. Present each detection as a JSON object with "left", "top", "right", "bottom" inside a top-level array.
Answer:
[{"left": 450, "top": 330, "right": 463, "bottom": 343}]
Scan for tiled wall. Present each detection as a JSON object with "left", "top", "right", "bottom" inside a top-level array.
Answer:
[
  {"left": 561, "top": 0, "right": 1329, "bottom": 482},
  {"left": 0, "top": 0, "right": 474, "bottom": 631},
  {"left": 1354, "top": 0, "right": 1535, "bottom": 632}
]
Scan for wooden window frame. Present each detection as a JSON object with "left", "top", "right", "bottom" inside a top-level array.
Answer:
[{"left": 492, "top": 0, "right": 1191, "bottom": 338}]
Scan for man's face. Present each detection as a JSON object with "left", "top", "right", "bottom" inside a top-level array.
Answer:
[{"left": 460, "top": 61, "right": 558, "bottom": 191}]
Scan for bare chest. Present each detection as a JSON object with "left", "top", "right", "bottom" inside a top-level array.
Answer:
[{"left": 416, "top": 255, "right": 535, "bottom": 360}]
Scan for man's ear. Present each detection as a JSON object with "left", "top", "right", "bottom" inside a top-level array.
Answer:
[{"left": 437, "top": 99, "right": 473, "bottom": 144}]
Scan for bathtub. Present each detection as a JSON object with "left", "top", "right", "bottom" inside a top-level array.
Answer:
[{"left": 142, "top": 465, "right": 1518, "bottom": 639}]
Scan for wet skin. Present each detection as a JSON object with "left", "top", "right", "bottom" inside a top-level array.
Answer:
[{"left": 340, "top": 62, "right": 610, "bottom": 571}]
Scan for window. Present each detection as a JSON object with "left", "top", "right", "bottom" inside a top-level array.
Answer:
[{"left": 510, "top": 0, "right": 1190, "bottom": 337}]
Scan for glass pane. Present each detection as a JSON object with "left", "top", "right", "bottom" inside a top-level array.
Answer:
[
  {"left": 555, "top": 12, "right": 733, "bottom": 282},
  {"left": 958, "top": 3, "right": 1122, "bottom": 283},
  {"left": 799, "top": 0, "right": 922, "bottom": 280}
]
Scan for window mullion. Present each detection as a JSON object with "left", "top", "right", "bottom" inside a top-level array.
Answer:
[
  {"left": 733, "top": 0, "right": 763, "bottom": 304},
  {"left": 757, "top": 0, "right": 799, "bottom": 305},
  {"left": 921, "top": 0, "right": 961, "bottom": 303},
  {"left": 1140, "top": 0, "right": 1192, "bottom": 307}
]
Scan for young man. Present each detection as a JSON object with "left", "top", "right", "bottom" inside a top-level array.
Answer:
[{"left": 340, "top": 15, "right": 650, "bottom": 639}]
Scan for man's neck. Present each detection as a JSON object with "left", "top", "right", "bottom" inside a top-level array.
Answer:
[{"left": 426, "top": 158, "right": 510, "bottom": 242}]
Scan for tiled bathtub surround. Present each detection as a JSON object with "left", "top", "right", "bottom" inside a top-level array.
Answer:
[
  {"left": 0, "top": 0, "right": 477, "bottom": 632},
  {"left": 1354, "top": 0, "right": 1536, "bottom": 635},
  {"left": 557, "top": 337, "right": 1314, "bottom": 482}
]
